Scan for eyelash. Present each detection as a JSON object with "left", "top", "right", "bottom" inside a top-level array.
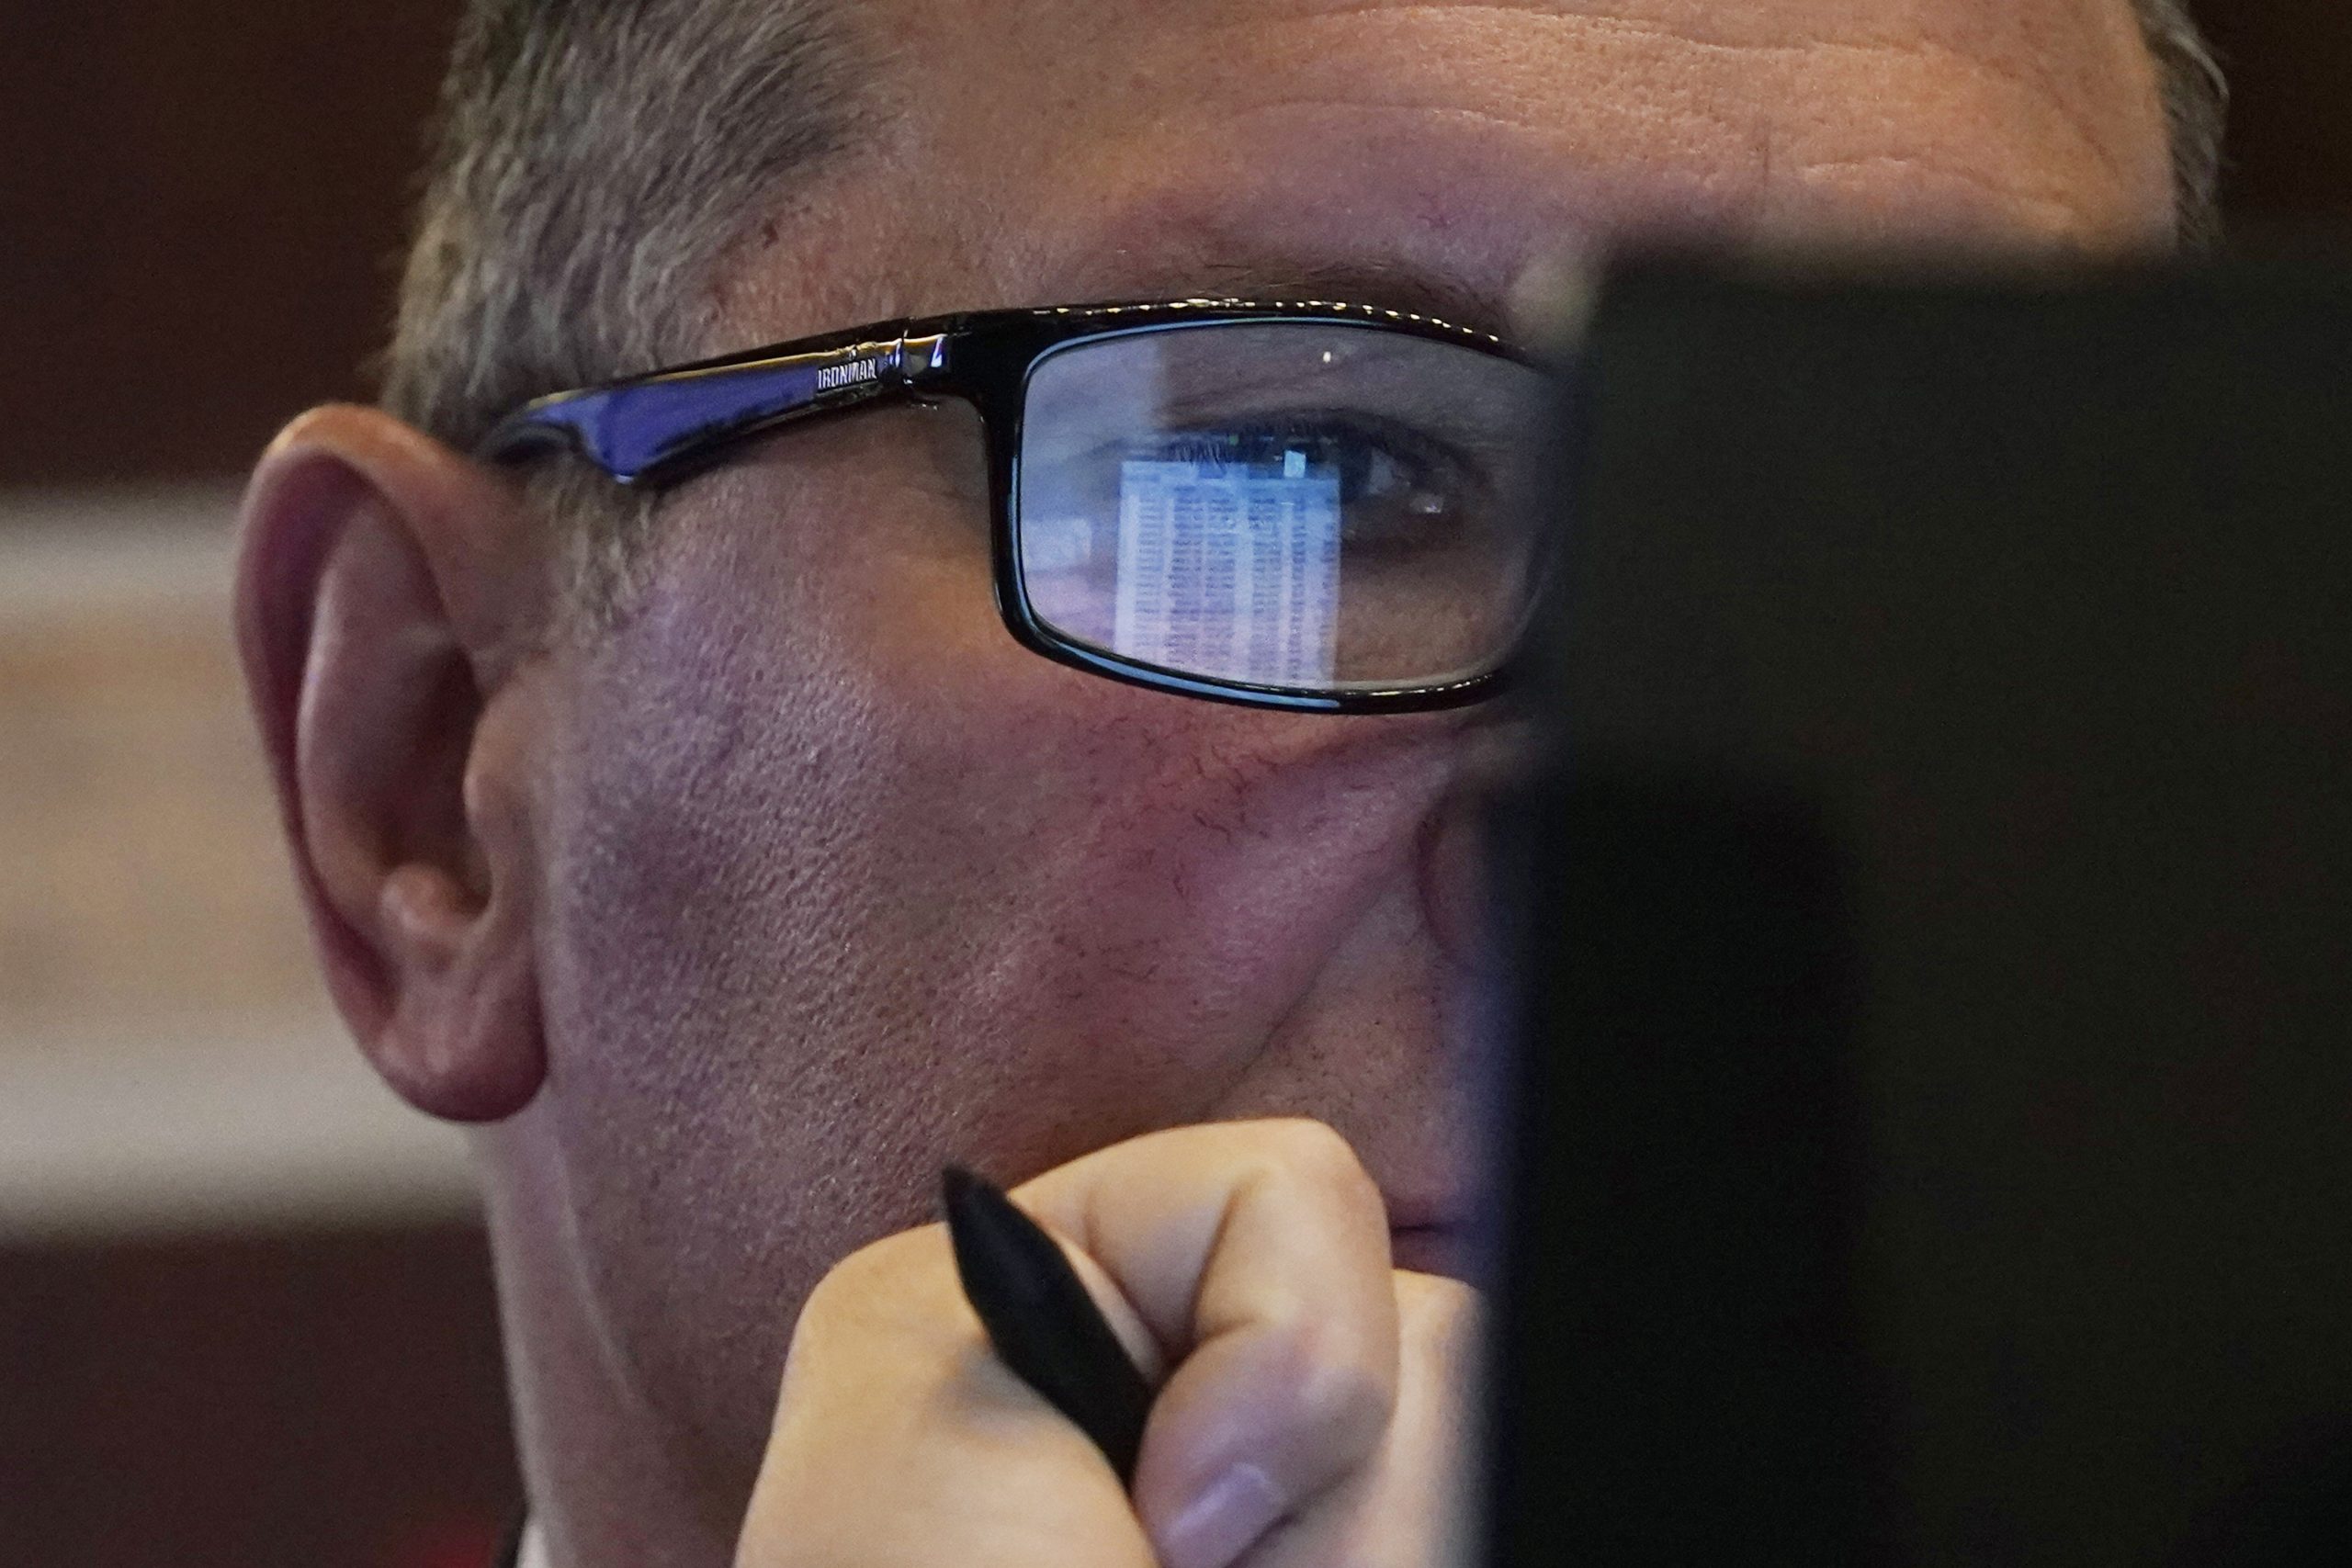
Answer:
[{"left": 1155, "top": 410, "right": 1476, "bottom": 496}]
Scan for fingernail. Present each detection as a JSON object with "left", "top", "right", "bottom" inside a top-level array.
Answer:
[{"left": 1162, "top": 1463, "right": 1285, "bottom": 1568}]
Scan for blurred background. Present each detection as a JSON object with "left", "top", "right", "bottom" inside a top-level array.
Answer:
[{"left": 3, "top": 3, "right": 2349, "bottom": 1564}]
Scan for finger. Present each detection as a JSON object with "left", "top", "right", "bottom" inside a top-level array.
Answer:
[
  {"left": 1248, "top": 1271, "right": 1487, "bottom": 1568},
  {"left": 740, "top": 1222, "right": 1158, "bottom": 1568},
  {"left": 1012, "top": 1120, "right": 1401, "bottom": 1568}
]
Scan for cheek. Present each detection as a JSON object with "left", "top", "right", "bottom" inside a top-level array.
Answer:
[
  {"left": 548, "top": 454, "right": 1460, "bottom": 1147},
  {"left": 887, "top": 680, "right": 1453, "bottom": 1078}
]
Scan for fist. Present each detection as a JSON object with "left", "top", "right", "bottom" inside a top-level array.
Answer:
[{"left": 735, "top": 1120, "right": 1483, "bottom": 1568}]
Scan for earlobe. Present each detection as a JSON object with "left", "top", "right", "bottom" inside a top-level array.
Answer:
[{"left": 233, "top": 404, "right": 551, "bottom": 1122}]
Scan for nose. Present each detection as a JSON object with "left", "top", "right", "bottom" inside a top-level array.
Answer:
[{"left": 1417, "top": 714, "right": 1538, "bottom": 976}]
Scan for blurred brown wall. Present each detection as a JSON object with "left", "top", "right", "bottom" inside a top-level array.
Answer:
[
  {"left": 0, "top": 1225, "right": 515, "bottom": 1568},
  {"left": 2203, "top": 2, "right": 2352, "bottom": 224},
  {"left": 0, "top": 1, "right": 458, "bottom": 489}
]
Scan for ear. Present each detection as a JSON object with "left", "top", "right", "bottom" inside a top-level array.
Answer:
[{"left": 233, "top": 404, "right": 557, "bottom": 1122}]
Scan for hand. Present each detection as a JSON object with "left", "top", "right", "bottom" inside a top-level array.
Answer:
[{"left": 734, "top": 1120, "right": 1483, "bottom": 1568}]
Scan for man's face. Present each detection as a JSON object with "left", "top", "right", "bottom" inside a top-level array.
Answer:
[{"left": 487, "top": 0, "right": 2170, "bottom": 1504}]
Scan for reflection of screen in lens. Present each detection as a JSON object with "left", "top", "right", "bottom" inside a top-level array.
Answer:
[{"left": 1113, "top": 453, "right": 1340, "bottom": 688}]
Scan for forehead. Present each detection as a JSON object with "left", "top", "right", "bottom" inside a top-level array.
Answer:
[{"left": 719, "top": 0, "right": 2170, "bottom": 339}]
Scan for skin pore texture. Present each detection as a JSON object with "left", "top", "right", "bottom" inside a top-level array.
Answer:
[{"left": 238, "top": 1, "right": 2175, "bottom": 1564}]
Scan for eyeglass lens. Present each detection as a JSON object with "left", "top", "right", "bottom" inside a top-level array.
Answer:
[{"left": 1015, "top": 321, "right": 1550, "bottom": 695}]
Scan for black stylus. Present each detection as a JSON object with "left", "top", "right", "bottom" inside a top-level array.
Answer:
[{"left": 941, "top": 1165, "right": 1156, "bottom": 1484}]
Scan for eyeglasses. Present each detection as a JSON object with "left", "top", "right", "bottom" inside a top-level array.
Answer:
[{"left": 479, "top": 299, "right": 1552, "bottom": 714}]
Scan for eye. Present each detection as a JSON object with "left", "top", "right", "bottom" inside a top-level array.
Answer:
[{"left": 1159, "top": 412, "right": 1488, "bottom": 556}]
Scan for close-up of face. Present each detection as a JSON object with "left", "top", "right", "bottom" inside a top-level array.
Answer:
[{"left": 235, "top": 0, "right": 2185, "bottom": 1552}]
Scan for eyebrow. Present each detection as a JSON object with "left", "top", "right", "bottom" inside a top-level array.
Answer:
[{"left": 1075, "top": 253, "right": 1515, "bottom": 343}]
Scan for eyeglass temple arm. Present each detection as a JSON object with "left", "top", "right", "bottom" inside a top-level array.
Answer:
[{"left": 473, "top": 330, "right": 953, "bottom": 488}]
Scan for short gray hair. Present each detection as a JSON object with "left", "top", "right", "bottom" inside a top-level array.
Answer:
[
  {"left": 2137, "top": 0, "right": 2231, "bottom": 247},
  {"left": 382, "top": 0, "right": 864, "bottom": 457},
  {"left": 381, "top": 0, "right": 2228, "bottom": 604}
]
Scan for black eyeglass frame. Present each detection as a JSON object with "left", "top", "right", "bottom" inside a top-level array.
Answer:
[{"left": 479, "top": 299, "right": 1542, "bottom": 714}]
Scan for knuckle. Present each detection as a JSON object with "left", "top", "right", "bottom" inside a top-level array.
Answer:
[
  {"left": 1394, "top": 1269, "right": 1481, "bottom": 1317},
  {"left": 1395, "top": 1272, "right": 1487, "bottom": 1353},
  {"left": 1248, "top": 1118, "right": 1377, "bottom": 1200},
  {"left": 1285, "top": 1345, "right": 1396, "bottom": 1454},
  {"left": 797, "top": 1224, "right": 944, "bottom": 1328},
  {"left": 814, "top": 1227, "right": 911, "bottom": 1294},
  {"left": 1246, "top": 1308, "right": 1398, "bottom": 1442}
]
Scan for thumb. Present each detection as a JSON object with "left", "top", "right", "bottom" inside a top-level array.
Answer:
[{"left": 1012, "top": 1120, "right": 1401, "bottom": 1568}]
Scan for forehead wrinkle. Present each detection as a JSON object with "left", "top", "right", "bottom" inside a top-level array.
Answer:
[
  {"left": 1787, "top": 152, "right": 2109, "bottom": 240},
  {"left": 716, "top": 0, "right": 2164, "bottom": 347},
  {"left": 1039, "top": 104, "right": 1747, "bottom": 333},
  {"left": 1013, "top": 8, "right": 2160, "bottom": 280},
  {"left": 1176, "top": 6, "right": 2143, "bottom": 194},
  {"left": 1172, "top": 0, "right": 2139, "bottom": 72},
  {"left": 1115, "top": 0, "right": 2162, "bottom": 226}
]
